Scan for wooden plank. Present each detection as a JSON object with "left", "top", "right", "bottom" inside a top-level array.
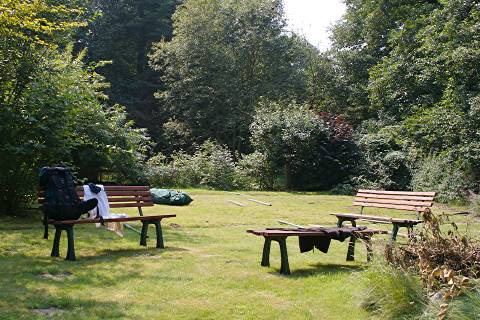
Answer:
[
  {"left": 353, "top": 201, "right": 428, "bottom": 212},
  {"left": 356, "top": 193, "right": 434, "bottom": 201},
  {"left": 247, "top": 199, "right": 272, "bottom": 206},
  {"left": 354, "top": 197, "right": 433, "bottom": 207},
  {"left": 331, "top": 213, "right": 422, "bottom": 224},
  {"left": 247, "top": 229, "right": 386, "bottom": 237},
  {"left": 227, "top": 200, "right": 246, "bottom": 207},
  {"left": 77, "top": 191, "right": 150, "bottom": 197},
  {"left": 358, "top": 189, "right": 436, "bottom": 196},
  {"left": 48, "top": 214, "right": 176, "bottom": 225},
  {"left": 103, "top": 186, "right": 150, "bottom": 191},
  {"left": 39, "top": 196, "right": 153, "bottom": 203},
  {"left": 39, "top": 186, "right": 150, "bottom": 194},
  {"left": 110, "top": 202, "right": 154, "bottom": 208},
  {"left": 105, "top": 197, "right": 152, "bottom": 203}
]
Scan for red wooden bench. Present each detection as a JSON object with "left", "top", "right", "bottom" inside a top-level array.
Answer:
[
  {"left": 247, "top": 226, "right": 387, "bottom": 275},
  {"left": 332, "top": 189, "right": 436, "bottom": 241},
  {"left": 37, "top": 185, "right": 176, "bottom": 261}
]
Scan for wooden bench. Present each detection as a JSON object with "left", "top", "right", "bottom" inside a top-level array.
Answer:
[
  {"left": 332, "top": 189, "right": 436, "bottom": 241},
  {"left": 247, "top": 227, "right": 387, "bottom": 275},
  {"left": 37, "top": 185, "right": 176, "bottom": 261}
]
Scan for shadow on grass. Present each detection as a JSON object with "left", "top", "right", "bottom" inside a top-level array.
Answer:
[
  {"left": 1, "top": 291, "right": 128, "bottom": 319},
  {"left": 268, "top": 263, "right": 365, "bottom": 278}
]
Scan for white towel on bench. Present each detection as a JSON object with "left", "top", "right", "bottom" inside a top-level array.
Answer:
[{"left": 83, "top": 184, "right": 127, "bottom": 237}]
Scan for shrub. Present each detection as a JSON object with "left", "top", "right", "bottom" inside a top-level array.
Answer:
[
  {"left": 234, "top": 152, "right": 275, "bottom": 190},
  {"left": 0, "top": 47, "right": 150, "bottom": 214},
  {"left": 250, "top": 101, "right": 357, "bottom": 190},
  {"left": 146, "top": 140, "right": 236, "bottom": 189},
  {"left": 411, "top": 156, "right": 469, "bottom": 203},
  {"left": 353, "top": 129, "right": 412, "bottom": 191}
]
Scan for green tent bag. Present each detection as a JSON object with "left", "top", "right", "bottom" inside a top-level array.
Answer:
[{"left": 150, "top": 188, "right": 193, "bottom": 206}]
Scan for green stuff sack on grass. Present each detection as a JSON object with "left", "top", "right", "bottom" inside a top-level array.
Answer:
[{"left": 150, "top": 188, "right": 193, "bottom": 206}]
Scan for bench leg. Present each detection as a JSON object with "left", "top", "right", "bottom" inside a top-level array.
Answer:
[
  {"left": 391, "top": 224, "right": 399, "bottom": 242},
  {"left": 276, "top": 237, "right": 290, "bottom": 275},
  {"left": 346, "top": 235, "right": 356, "bottom": 261},
  {"left": 51, "top": 227, "right": 62, "bottom": 257},
  {"left": 140, "top": 222, "right": 149, "bottom": 246},
  {"left": 337, "top": 218, "right": 356, "bottom": 227},
  {"left": 261, "top": 237, "right": 272, "bottom": 267},
  {"left": 407, "top": 226, "right": 414, "bottom": 238},
  {"left": 153, "top": 220, "right": 164, "bottom": 249},
  {"left": 65, "top": 226, "right": 76, "bottom": 261}
]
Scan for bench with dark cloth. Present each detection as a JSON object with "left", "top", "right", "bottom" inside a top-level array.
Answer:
[
  {"left": 331, "top": 189, "right": 436, "bottom": 241},
  {"left": 37, "top": 185, "right": 176, "bottom": 261},
  {"left": 247, "top": 226, "right": 387, "bottom": 275}
]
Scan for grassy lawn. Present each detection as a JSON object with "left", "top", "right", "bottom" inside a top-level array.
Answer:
[{"left": 0, "top": 190, "right": 475, "bottom": 319}]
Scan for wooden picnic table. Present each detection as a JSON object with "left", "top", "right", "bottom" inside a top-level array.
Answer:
[{"left": 247, "top": 226, "right": 387, "bottom": 275}]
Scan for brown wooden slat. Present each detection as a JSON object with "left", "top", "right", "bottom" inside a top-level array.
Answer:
[
  {"left": 353, "top": 201, "right": 428, "bottom": 212},
  {"left": 48, "top": 214, "right": 176, "bottom": 225},
  {"left": 110, "top": 202, "right": 154, "bottom": 208},
  {"left": 331, "top": 213, "right": 422, "bottom": 224},
  {"left": 354, "top": 197, "right": 433, "bottom": 207},
  {"left": 105, "top": 197, "right": 152, "bottom": 203},
  {"left": 356, "top": 193, "right": 434, "bottom": 201},
  {"left": 247, "top": 229, "right": 387, "bottom": 237},
  {"left": 104, "top": 186, "right": 150, "bottom": 191},
  {"left": 358, "top": 189, "right": 436, "bottom": 196},
  {"left": 77, "top": 191, "right": 150, "bottom": 197}
]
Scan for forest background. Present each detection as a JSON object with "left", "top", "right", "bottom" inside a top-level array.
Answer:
[{"left": 1, "top": 0, "right": 479, "bottom": 214}]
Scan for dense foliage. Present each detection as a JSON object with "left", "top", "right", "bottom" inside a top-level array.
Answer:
[
  {"left": 250, "top": 101, "right": 356, "bottom": 190},
  {"left": 2, "top": 0, "right": 480, "bottom": 212},
  {"left": 0, "top": 1, "right": 150, "bottom": 213},
  {"left": 79, "top": 0, "right": 179, "bottom": 140},
  {"left": 149, "top": 0, "right": 311, "bottom": 152}
]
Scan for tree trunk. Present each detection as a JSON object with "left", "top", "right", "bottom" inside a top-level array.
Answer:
[{"left": 284, "top": 161, "right": 292, "bottom": 190}]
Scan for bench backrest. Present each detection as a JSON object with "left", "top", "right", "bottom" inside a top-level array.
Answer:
[
  {"left": 354, "top": 189, "right": 436, "bottom": 214},
  {"left": 37, "top": 185, "right": 153, "bottom": 215}
]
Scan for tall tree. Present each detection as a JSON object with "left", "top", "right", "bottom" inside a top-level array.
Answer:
[
  {"left": 79, "top": 0, "right": 179, "bottom": 139},
  {"left": 149, "top": 0, "right": 309, "bottom": 152},
  {"left": 315, "top": 0, "right": 439, "bottom": 123}
]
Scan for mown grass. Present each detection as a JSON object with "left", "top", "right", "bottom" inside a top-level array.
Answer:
[{"left": 0, "top": 190, "right": 475, "bottom": 319}]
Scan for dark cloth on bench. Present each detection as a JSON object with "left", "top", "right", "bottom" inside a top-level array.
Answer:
[{"left": 298, "top": 226, "right": 367, "bottom": 253}]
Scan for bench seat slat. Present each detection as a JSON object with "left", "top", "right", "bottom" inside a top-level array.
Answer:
[
  {"left": 110, "top": 202, "right": 154, "bottom": 208},
  {"left": 353, "top": 201, "right": 428, "bottom": 212},
  {"left": 354, "top": 197, "right": 433, "bottom": 207},
  {"left": 48, "top": 214, "right": 176, "bottom": 225},
  {"left": 331, "top": 213, "right": 422, "bottom": 224},
  {"left": 358, "top": 189, "right": 436, "bottom": 197},
  {"left": 76, "top": 191, "right": 151, "bottom": 197},
  {"left": 101, "top": 197, "right": 152, "bottom": 203},
  {"left": 356, "top": 193, "right": 435, "bottom": 201},
  {"left": 38, "top": 197, "right": 153, "bottom": 204}
]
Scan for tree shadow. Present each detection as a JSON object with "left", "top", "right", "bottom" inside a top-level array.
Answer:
[{"left": 2, "top": 291, "right": 129, "bottom": 319}]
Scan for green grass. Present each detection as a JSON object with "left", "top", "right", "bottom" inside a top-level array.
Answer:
[{"left": 0, "top": 190, "right": 475, "bottom": 319}]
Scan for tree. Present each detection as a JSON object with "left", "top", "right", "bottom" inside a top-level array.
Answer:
[
  {"left": 78, "top": 0, "right": 179, "bottom": 140},
  {"left": 250, "top": 101, "right": 356, "bottom": 190},
  {"left": 313, "top": 0, "right": 439, "bottom": 123},
  {"left": 149, "top": 0, "right": 309, "bottom": 152}
]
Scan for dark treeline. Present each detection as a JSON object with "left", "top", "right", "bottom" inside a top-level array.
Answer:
[{"left": 1, "top": 0, "right": 479, "bottom": 213}]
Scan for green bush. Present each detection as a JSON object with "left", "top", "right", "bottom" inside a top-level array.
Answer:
[
  {"left": 353, "top": 129, "right": 412, "bottom": 191},
  {"left": 250, "top": 101, "right": 357, "bottom": 190},
  {"left": 234, "top": 151, "right": 275, "bottom": 190},
  {"left": 146, "top": 140, "right": 236, "bottom": 189},
  {"left": 411, "top": 156, "right": 469, "bottom": 203}
]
